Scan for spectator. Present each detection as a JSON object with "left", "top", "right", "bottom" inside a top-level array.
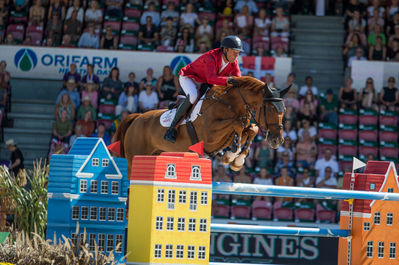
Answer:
[
  {"left": 77, "top": 96, "right": 96, "bottom": 120},
  {"left": 76, "top": 110, "right": 96, "bottom": 136},
  {"left": 52, "top": 109, "right": 73, "bottom": 143},
  {"left": 316, "top": 166, "right": 337, "bottom": 189},
  {"left": 23, "top": 36, "right": 32, "bottom": 45},
  {"left": 43, "top": 36, "right": 54, "bottom": 47},
  {"left": 138, "top": 16, "right": 159, "bottom": 46},
  {"left": 46, "top": 12, "right": 63, "bottom": 43},
  {"left": 315, "top": 148, "right": 339, "bottom": 180},
  {"left": 271, "top": 7, "right": 290, "bottom": 38},
  {"left": 367, "top": 0, "right": 385, "bottom": 18},
  {"left": 343, "top": 33, "right": 365, "bottom": 63},
  {"left": 213, "top": 164, "right": 231, "bottom": 182},
  {"left": 101, "top": 67, "right": 123, "bottom": 100},
  {"left": 6, "top": 139, "right": 24, "bottom": 177},
  {"left": 296, "top": 131, "right": 317, "bottom": 169},
  {"left": 78, "top": 23, "right": 100, "bottom": 49},
  {"left": 253, "top": 168, "right": 273, "bottom": 185},
  {"left": 0, "top": 60, "right": 11, "bottom": 91},
  {"left": 116, "top": 85, "right": 138, "bottom": 115},
  {"left": 283, "top": 119, "right": 297, "bottom": 142},
  {"left": 29, "top": 0, "right": 45, "bottom": 26},
  {"left": 47, "top": 0, "right": 65, "bottom": 20},
  {"left": 66, "top": 0, "right": 84, "bottom": 22},
  {"left": 56, "top": 79, "right": 80, "bottom": 108},
  {"left": 160, "top": 17, "right": 177, "bottom": 46},
  {"left": 216, "top": 19, "right": 233, "bottom": 43},
  {"left": 13, "top": 0, "right": 30, "bottom": 13},
  {"left": 60, "top": 34, "right": 75, "bottom": 47},
  {"left": 368, "top": 24, "right": 386, "bottom": 46},
  {"left": 297, "top": 167, "right": 315, "bottom": 188},
  {"left": 81, "top": 80, "right": 98, "bottom": 108},
  {"left": 272, "top": 45, "right": 288, "bottom": 57},
  {"left": 348, "top": 10, "right": 366, "bottom": 33},
  {"left": 92, "top": 123, "right": 111, "bottom": 145},
  {"left": 380, "top": 76, "right": 399, "bottom": 111},
  {"left": 105, "top": 0, "right": 123, "bottom": 18},
  {"left": 85, "top": 0, "right": 103, "bottom": 25},
  {"left": 110, "top": 109, "right": 130, "bottom": 136},
  {"left": 297, "top": 119, "right": 317, "bottom": 140},
  {"left": 347, "top": 47, "right": 367, "bottom": 69},
  {"left": 254, "top": 138, "right": 274, "bottom": 169},
  {"left": 275, "top": 151, "right": 295, "bottom": 177},
  {"left": 0, "top": 0, "right": 9, "bottom": 29},
  {"left": 69, "top": 124, "right": 84, "bottom": 146},
  {"left": 195, "top": 16, "right": 213, "bottom": 49},
  {"left": 63, "top": 63, "right": 81, "bottom": 88},
  {"left": 180, "top": 3, "right": 199, "bottom": 31},
  {"left": 81, "top": 64, "right": 100, "bottom": 90},
  {"left": 387, "top": 13, "right": 399, "bottom": 36},
  {"left": 100, "top": 26, "right": 118, "bottom": 49},
  {"left": 234, "top": 0, "right": 258, "bottom": 14},
  {"left": 124, "top": 72, "right": 139, "bottom": 91},
  {"left": 161, "top": 2, "right": 179, "bottom": 26},
  {"left": 175, "top": 27, "right": 194, "bottom": 53},
  {"left": 234, "top": 5, "right": 253, "bottom": 37},
  {"left": 197, "top": 41, "right": 209, "bottom": 53},
  {"left": 138, "top": 81, "right": 159, "bottom": 112},
  {"left": 233, "top": 166, "right": 251, "bottom": 183},
  {"left": 368, "top": 9, "right": 384, "bottom": 34},
  {"left": 54, "top": 93, "right": 75, "bottom": 120},
  {"left": 338, "top": 78, "right": 357, "bottom": 109},
  {"left": 359, "top": 77, "right": 379, "bottom": 111},
  {"left": 369, "top": 35, "right": 386, "bottom": 61},
  {"left": 140, "top": 2, "right": 161, "bottom": 26},
  {"left": 64, "top": 10, "right": 82, "bottom": 42},
  {"left": 254, "top": 9, "right": 271, "bottom": 37},
  {"left": 156, "top": 65, "right": 178, "bottom": 108},
  {"left": 387, "top": 1, "right": 399, "bottom": 19},
  {"left": 388, "top": 38, "right": 399, "bottom": 61},
  {"left": 176, "top": 40, "right": 186, "bottom": 53},
  {"left": 299, "top": 89, "right": 318, "bottom": 117},
  {"left": 139, "top": 67, "right": 157, "bottom": 91},
  {"left": 319, "top": 88, "right": 338, "bottom": 124},
  {"left": 264, "top": 73, "right": 274, "bottom": 88},
  {"left": 388, "top": 26, "right": 399, "bottom": 47},
  {"left": 276, "top": 136, "right": 295, "bottom": 162},
  {"left": 299, "top": 76, "right": 318, "bottom": 97},
  {"left": 282, "top": 73, "right": 298, "bottom": 92},
  {"left": 344, "top": 0, "right": 366, "bottom": 26},
  {"left": 283, "top": 87, "right": 299, "bottom": 111}
]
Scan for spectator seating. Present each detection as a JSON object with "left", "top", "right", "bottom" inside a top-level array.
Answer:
[
  {"left": 25, "top": 26, "right": 43, "bottom": 45},
  {"left": 273, "top": 201, "right": 293, "bottom": 221},
  {"left": 316, "top": 203, "right": 336, "bottom": 223},
  {"left": 6, "top": 24, "right": 25, "bottom": 42},
  {"left": 230, "top": 200, "right": 251, "bottom": 220},
  {"left": 251, "top": 200, "right": 272, "bottom": 220}
]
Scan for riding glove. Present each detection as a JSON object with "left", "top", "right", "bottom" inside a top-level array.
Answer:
[{"left": 227, "top": 76, "right": 239, "bottom": 87}]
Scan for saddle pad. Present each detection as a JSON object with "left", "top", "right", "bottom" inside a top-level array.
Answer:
[{"left": 160, "top": 94, "right": 205, "bottom": 127}]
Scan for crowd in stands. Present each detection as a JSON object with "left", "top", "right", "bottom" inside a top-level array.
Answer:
[
  {"left": 0, "top": 60, "right": 10, "bottom": 140},
  {"left": 343, "top": 0, "right": 399, "bottom": 71},
  {"left": 1, "top": 0, "right": 293, "bottom": 55}
]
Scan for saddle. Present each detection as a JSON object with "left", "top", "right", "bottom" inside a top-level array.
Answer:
[{"left": 168, "top": 83, "right": 210, "bottom": 112}]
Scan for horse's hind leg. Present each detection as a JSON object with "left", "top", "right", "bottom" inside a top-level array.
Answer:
[{"left": 230, "top": 124, "right": 259, "bottom": 171}]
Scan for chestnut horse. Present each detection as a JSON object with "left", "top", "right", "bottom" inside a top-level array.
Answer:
[{"left": 113, "top": 76, "right": 289, "bottom": 174}]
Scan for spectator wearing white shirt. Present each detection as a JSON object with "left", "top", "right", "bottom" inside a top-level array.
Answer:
[
  {"left": 316, "top": 167, "right": 338, "bottom": 189},
  {"left": 299, "top": 76, "right": 318, "bottom": 97},
  {"left": 85, "top": 0, "right": 103, "bottom": 25},
  {"left": 78, "top": 24, "right": 99, "bottom": 48},
  {"left": 234, "top": 0, "right": 258, "bottom": 14},
  {"left": 161, "top": 2, "right": 179, "bottom": 26},
  {"left": 140, "top": 2, "right": 161, "bottom": 26},
  {"left": 66, "top": 0, "right": 84, "bottom": 22},
  {"left": 180, "top": 3, "right": 199, "bottom": 31},
  {"left": 139, "top": 81, "right": 159, "bottom": 112},
  {"left": 315, "top": 148, "right": 339, "bottom": 180},
  {"left": 347, "top": 47, "right": 367, "bottom": 68}
]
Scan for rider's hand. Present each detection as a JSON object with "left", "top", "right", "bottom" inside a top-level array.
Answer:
[{"left": 227, "top": 76, "right": 239, "bottom": 87}]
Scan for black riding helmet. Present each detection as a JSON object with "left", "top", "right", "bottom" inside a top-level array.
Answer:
[{"left": 220, "top": 35, "right": 244, "bottom": 52}]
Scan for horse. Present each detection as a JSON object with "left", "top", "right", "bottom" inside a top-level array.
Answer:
[{"left": 113, "top": 76, "right": 289, "bottom": 174}]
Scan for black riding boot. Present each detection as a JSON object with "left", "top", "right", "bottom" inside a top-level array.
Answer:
[{"left": 164, "top": 96, "right": 192, "bottom": 143}]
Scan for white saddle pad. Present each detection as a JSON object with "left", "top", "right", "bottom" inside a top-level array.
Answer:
[{"left": 160, "top": 94, "right": 205, "bottom": 127}]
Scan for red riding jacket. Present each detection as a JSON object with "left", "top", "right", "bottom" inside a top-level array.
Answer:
[{"left": 179, "top": 48, "right": 241, "bottom": 86}]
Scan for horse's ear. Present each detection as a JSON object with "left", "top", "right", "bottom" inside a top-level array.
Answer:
[
  {"left": 264, "top": 84, "right": 274, "bottom": 98},
  {"left": 279, "top": 84, "right": 292, "bottom": 98}
]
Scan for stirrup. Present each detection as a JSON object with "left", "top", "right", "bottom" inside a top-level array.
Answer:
[{"left": 164, "top": 128, "right": 177, "bottom": 143}]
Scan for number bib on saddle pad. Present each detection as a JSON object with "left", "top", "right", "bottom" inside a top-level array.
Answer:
[{"left": 160, "top": 95, "right": 205, "bottom": 127}]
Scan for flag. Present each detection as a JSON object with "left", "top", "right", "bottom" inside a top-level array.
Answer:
[
  {"left": 107, "top": 141, "right": 121, "bottom": 155},
  {"left": 189, "top": 141, "right": 203, "bottom": 157},
  {"left": 353, "top": 157, "right": 367, "bottom": 171},
  {"left": 241, "top": 56, "right": 276, "bottom": 82}
]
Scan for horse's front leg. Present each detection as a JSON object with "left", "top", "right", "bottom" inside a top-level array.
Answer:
[
  {"left": 222, "top": 132, "right": 242, "bottom": 164},
  {"left": 230, "top": 124, "right": 259, "bottom": 171}
]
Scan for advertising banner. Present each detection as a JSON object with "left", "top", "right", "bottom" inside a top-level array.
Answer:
[
  {"left": 210, "top": 232, "right": 338, "bottom": 265},
  {"left": 0, "top": 45, "right": 291, "bottom": 88}
]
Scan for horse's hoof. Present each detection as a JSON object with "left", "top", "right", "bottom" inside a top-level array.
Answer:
[
  {"left": 233, "top": 155, "right": 246, "bottom": 167},
  {"left": 229, "top": 163, "right": 242, "bottom": 172}
]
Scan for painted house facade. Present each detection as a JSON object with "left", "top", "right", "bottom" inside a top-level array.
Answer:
[
  {"left": 46, "top": 137, "right": 129, "bottom": 262},
  {"left": 338, "top": 161, "right": 399, "bottom": 265},
  {"left": 126, "top": 152, "right": 212, "bottom": 265}
]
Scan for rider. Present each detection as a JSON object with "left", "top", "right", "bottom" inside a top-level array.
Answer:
[{"left": 164, "top": 35, "right": 243, "bottom": 143}]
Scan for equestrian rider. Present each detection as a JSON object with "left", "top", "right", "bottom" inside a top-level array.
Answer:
[{"left": 164, "top": 35, "right": 243, "bottom": 143}]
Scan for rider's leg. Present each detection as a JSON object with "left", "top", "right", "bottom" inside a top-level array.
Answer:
[{"left": 163, "top": 76, "right": 196, "bottom": 143}]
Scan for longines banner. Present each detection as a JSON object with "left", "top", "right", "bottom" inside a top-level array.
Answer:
[
  {"left": 209, "top": 232, "right": 338, "bottom": 264},
  {"left": 0, "top": 45, "right": 292, "bottom": 88}
]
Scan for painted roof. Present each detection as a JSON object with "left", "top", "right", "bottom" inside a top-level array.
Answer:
[
  {"left": 69, "top": 137, "right": 100, "bottom": 155},
  {"left": 131, "top": 152, "right": 212, "bottom": 185}
]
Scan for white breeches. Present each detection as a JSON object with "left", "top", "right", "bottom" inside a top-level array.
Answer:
[{"left": 179, "top": 75, "right": 198, "bottom": 104}]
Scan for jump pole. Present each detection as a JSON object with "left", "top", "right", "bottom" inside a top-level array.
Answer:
[
  {"left": 213, "top": 182, "right": 399, "bottom": 201},
  {"left": 211, "top": 223, "right": 349, "bottom": 238}
]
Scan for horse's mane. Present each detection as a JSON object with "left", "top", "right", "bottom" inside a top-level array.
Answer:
[{"left": 210, "top": 76, "right": 265, "bottom": 96}]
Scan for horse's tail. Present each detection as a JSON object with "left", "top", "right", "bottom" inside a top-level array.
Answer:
[{"left": 113, "top": 113, "right": 140, "bottom": 157}]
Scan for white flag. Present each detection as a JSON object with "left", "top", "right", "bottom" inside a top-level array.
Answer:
[{"left": 353, "top": 157, "right": 367, "bottom": 171}]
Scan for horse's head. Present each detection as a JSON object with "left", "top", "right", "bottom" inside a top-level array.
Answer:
[{"left": 257, "top": 84, "right": 290, "bottom": 149}]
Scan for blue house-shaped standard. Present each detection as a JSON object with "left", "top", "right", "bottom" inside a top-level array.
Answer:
[{"left": 46, "top": 137, "right": 129, "bottom": 261}]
